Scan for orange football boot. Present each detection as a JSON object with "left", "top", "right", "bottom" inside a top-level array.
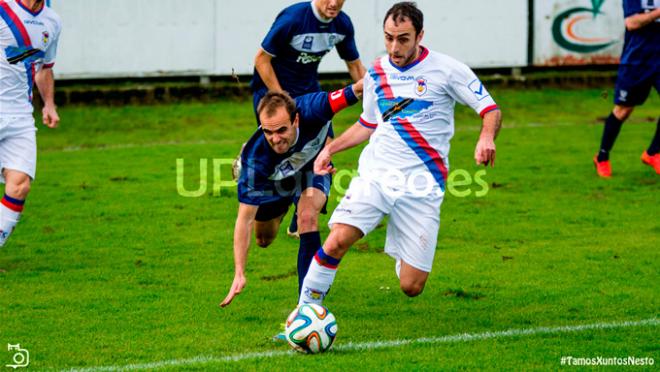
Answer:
[
  {"left": 593, "top": 155, "right": 612, "bottom": 177},
  {"left": 641, "top": 151, "right": 660, "bottom": 175}
]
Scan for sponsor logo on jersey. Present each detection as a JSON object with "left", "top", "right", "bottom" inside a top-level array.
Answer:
[
  {"left": 23, "top": 19, "right": 44, "bottom": 26},
  {"left": 389, "top": 73, "right": 416, "bottom": 81},
  {"left": 415, "top": 77, "right": 428, "bottom": 96},
  {"left": 296, "top": 52, "right": 324, "bottom": 64},
  {"left": 302, "top": 36, "right": 314, "bottom": 50}
]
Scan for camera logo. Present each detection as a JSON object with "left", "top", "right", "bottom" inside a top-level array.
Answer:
[{"left": 6, "top": 344, "right": 29, "bottom": 369}]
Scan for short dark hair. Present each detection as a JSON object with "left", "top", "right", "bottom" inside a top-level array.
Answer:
[
  {"left": 257, "top": 91, "right": 297, "bottom": 122},
  {"left": 383, "top": 2, "right": 423, "bottom": 36}
]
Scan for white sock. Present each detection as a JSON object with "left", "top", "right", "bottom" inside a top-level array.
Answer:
[
  {"left": 0, "top": 195, "right": 24, "bottom": 247},
  {"left": 298, "top": 248, "right": 341, "bottom": 305}
]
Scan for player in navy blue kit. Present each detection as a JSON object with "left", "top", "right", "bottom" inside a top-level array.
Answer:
[
  {"left": 594, "top": 0, "right": 660, "bottom": 177},
  {"left": 251, "top": 0, "right": 365, "bottom": 110},
  {"left": 250, "top": 0, "right": 366, "bottom": 238},
  {"left": 220, "top": 80, "right": 362, "bottom": 308}
]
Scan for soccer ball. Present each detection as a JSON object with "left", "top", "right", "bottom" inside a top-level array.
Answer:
[{"left": 285, "top": 304, "right": 337, "bottom": 354}]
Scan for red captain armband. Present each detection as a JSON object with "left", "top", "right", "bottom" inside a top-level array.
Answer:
[{"left": 328, "top": 86, "right": 358, "bottom": 113}]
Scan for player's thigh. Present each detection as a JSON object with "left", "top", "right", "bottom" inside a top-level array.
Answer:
[
  {"left": 329, "top": 176, "right": 390, "bottom": 236},
  {"left": 296, "top": 186, "right": 327, "bottom": 228},
  {"left": 385, "top": 193, "right": 443, "bottom": 273},
  {"left": 614, "top": 64, "right": 654, "bottom": 107},
  {"left": 0, "top": 119, "right": 37, "bottom": 186},
  {"left": 254, "top": 198, "right": 292, "bottom": 245}
]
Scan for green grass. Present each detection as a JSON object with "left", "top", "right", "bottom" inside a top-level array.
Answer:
[{"left": 1, "top": 87, "right": 658, "bottom": 370}]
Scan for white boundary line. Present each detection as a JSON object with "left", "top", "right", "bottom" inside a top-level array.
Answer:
[{"left": 63, "top": 317, "right": 658, "bottom": 372}]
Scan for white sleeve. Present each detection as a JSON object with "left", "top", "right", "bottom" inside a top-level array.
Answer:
[
  {"left": 446, "top": 61, "right": 498, "bottom": 118},
  {"left": 358, "top": 73, "right": 378, "bottom": 129},
  {"left": 43, "top": 21, "right": 62, "bottom": 68}
]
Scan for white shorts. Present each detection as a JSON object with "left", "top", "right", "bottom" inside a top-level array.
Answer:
[
  {"left": 0, "top": 116, "right": 37, "bottom": 183},
  {"left": 329, "top": 176, "right": 444, "bottom": 272}
]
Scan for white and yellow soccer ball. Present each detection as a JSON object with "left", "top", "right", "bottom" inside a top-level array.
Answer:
[{"left": 285, "top": 304, "right": 337, "bottom": 354}]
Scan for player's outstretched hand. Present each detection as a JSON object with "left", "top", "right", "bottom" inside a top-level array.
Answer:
[
  {"left": 314, "top": 147, "right": 336, "bottom": 175},
  {"left": 42, "top": 105, "right": 60, "bottom": 128},
  {"left": 474, "top": 137, "right": 496, "bottom": 167},
  {"left": 220, "top": 273, "right": 246, "bottom": 308}
]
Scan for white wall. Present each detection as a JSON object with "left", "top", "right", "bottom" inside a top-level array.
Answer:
[{"left": 50, "top": 0, "right": 529, "bottom": 80}]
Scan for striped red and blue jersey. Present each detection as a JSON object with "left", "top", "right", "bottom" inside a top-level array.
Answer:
[
  {"left": 357, "top": 47, "right": 498, "bottom": 191},
  {"left": 0, "top": 0, "right": 61, "bottom": 115}
]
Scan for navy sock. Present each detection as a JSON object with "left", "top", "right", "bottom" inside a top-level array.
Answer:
[
  {"left": 598, "top": 112, "right": 624, "bottom": 162},
  {"left": 647, "top": 117, "right": 660, "bottom": 156},
  {"left": 298, "top": 231, "right": 321, "bottom": 294}
]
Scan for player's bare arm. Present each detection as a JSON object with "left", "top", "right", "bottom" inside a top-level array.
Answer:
[
  {"left": 35, "top": 67, "right": 59, "bottom": 128},
  {"left": 345, "top": 59, "right": 366, "bottom": 82},
  {"left": 220, "top": 203, "right": 258, "bottom": 308},
  {"left": 350, "top": 78, "right": 364, "bottom": 98},
  {"left": 314, "top": 122, "right": 374, "bottom": 175},
  {"left": 474, "top": 109, "right": 502, "bottom": 167},
  {"left": 254, "top": 48, "right": 283, "bottom": 92},
  {"left": 624, "top": 7, "right": 660, "bottom": 31}
]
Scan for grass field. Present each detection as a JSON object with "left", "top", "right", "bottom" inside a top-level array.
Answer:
[{"left": 0, "top": 87, "right": 658, "bottom": 370}]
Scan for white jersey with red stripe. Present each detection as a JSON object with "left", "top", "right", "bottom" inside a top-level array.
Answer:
[
  {"left": 357, "top": 46, "right": 498, "bottom": 191},
  {"left": 0, "top": 0, "right": 61, "bottom": 115}
]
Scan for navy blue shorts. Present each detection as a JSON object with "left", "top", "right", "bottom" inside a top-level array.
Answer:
[
  {"left": 614, "top": 64, "right": 660, "bottom": 106},
  {"left": 255, "top": 171, "right": 331, "bottom": 222}
]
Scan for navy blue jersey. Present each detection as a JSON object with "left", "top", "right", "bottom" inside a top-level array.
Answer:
[
  {"left": 621, "top": 0, "right": 660, "bottom": 65},
  {"left": 238, "top": 87, "right": 358, "bottom": 206},
  {"left": 250, "top": 1, "right": 360, "bottom": 98}
]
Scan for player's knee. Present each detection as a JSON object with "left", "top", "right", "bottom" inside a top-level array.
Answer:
[
  {"left": 400, "top": 280, "right": 425, "bottom": 297},
  {"left": 297, "top": 208, "right": 318, "bottom": 231},
  {"left": 323, "top": 236, "right": 350, "bottom": 258},
  {"left": 5, "top": 177, "right": 31, "bottom": 199},
  {"left": 255, "top": 235, "right": 275, "bottom": 248},
  {"left": 613, "top": 105, "right": 634, "bottom": 121}
]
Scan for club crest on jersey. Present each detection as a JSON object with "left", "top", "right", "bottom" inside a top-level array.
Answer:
[
  {"left": 303, "top": 36, "right": 314, "bottom": 50},
  {"left": 415, "top": 77, "right": 428, "bottom": 96},
  {"left": 42, "top": 31, "right": 49, "bottom": 45}
]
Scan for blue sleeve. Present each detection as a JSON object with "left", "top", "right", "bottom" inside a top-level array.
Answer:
[
  {"left": 623, "top": 0, "right": 643, "bottom": 18},
  {"left": 296, "top": 87, "right": 359, "bottom": 127},
  {"left": 261, "top": 9, "right": 295, "bottom": 56},
  {"left": 335, "top": 15, "right": 360, "bottom": 61},
  {"left": 297, "top": 92, "right": 334, "bottom": 126}
]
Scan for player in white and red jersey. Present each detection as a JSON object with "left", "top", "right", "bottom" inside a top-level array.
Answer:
[
  {"left": 0, "top": 0, "right": 62, "bottom": 247},
  {"left": 299, "top": 2, "right": 502, "bottom": 304}
]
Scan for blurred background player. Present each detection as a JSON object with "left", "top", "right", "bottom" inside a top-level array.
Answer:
[
  {"left": 0, "top": 0, "right": 62, "bottom": 247},
  {"left": 220, "top": 80, "right": 362, "bottom": 309},
  {"left": 593, "top": 0, "right": 660, "bottom": 177},
  {"left": 299, "top": 2, "right": 502, "bottom": 305},
  {"left": 250, "top": 0, "right": 366, "bottom": 238}
]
